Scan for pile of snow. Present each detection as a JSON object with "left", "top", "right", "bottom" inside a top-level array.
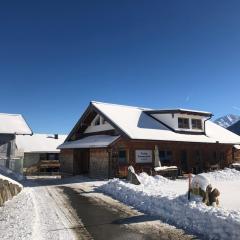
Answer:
[
  {"left": 0, "top": 165, "right": 25, "bottom": 182},
  {"left": 191, "top": 174, "right": 210, "bottom": 191},
  {"left": 199, "top": 168, "right": 240, "bottom": 211},
  {"left": 200, "top": 168, "right": 240, "bottom": 182},
  {"left": 99, "top": 172, "right": 240, "bottom": 239}
]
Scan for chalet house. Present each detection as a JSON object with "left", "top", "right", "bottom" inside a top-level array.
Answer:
[
  {"left": 58, "top": 101, "right": 240, "bottom": 178},
  {"left": 16, "top": 133, "right": 67, "bottom": 174},
  {"left": 0, "top": 113, "right": 32, "bottom": 173}
]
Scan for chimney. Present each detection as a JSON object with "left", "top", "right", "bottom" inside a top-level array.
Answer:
[{"left": 54, "top": 134, "right": 58, "bottom": 139}]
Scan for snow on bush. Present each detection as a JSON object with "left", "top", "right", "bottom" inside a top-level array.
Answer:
[{"left": 99, "top": 171, "right": 240, "bottom": 240}]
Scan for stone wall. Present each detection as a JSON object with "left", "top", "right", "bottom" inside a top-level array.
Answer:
[
  {"left": 0, "top": 177, "right": 22, "bottom": 206},
  {"left": 89, "top": 149, "right": 109, "bottom": 179}
]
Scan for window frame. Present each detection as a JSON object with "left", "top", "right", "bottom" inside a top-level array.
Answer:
[
  {"left": 178, "top": 117, "right": 190, "bottom": 129},
  {"left": 191, "top": 119, "right": 203, "bottom": 130},
  {"left": 118, "top": 149, "right": 128, "bottom": 165},
  {"left": 159, "top": 150, "right": 173, "bottom": 165}
]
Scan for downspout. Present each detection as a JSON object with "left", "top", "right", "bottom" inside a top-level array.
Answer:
[{"left": 204, "top": 114, "right": 213, "bottom": 136}]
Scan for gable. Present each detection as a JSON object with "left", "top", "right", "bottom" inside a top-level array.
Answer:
[
  {"left": 65, "top": 103, "right": 123, "bottom": 142},
  {"left": 84, "top": 114, "right": 114, "bottom": 134}
]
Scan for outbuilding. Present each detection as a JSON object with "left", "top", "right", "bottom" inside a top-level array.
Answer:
[
  {"left": 58, "top": 101, "right": 240, "bottom": 178},
  {"left": 0, "top": 113, "right": 32, "bottom": 173},
  {"left": 16, "top": 133, "right": 67, "bottom": 174}
]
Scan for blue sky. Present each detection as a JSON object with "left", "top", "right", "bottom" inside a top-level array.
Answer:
[{"left": 1, "top": 1, "right": 240, "bottom": 134}]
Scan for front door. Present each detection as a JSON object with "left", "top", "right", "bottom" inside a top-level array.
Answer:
[{"left": 73, "top": 149, "right": 89, "bottom": 175}]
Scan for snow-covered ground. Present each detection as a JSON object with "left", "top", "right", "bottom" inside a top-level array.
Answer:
[
  {"left": 200, "top": 168, "right": 240, "bottom": 210},
  {"left": 1, "top": 169, "right": 240, "bottom": 240},
  {"left": 0, "top": 188, "right": 34, "bottom": 239},
  {"left": 0, "top": 175, "right": 196, "bottom": 240},
  {"left": 0, "top": 176, "right": 95, "bottom": 240},
  {"left": 99, "top": 169, "right": 240, "bottom": 240}
]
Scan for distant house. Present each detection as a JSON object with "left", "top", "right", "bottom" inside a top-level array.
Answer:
[
  {"left": 58, "top": 101, "right": 240, "bottom": 179},
  {"left": 16, "top": 133, "right": 67, "bottom": 174},
  {"left": 0, "top": 113, "right": 32, "bottom": 173}
]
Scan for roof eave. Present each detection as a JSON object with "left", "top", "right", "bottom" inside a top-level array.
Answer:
[{"left": 144, "top": 109, "right": 213, "bottom": 117}]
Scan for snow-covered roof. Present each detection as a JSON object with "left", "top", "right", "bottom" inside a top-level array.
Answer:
[
  {"left": 234, "top": 145, "right": 240, "bottom": 150},
  {"left": 58, "top": 135, "right": 120, "bottom": 149},
  {"left": 16, "top": 134, "right": 67, "bottom": 153},
  {"left": 145, "top": 108, "right": 212, "bottom": 116},
  {"left": 90, "top": 101, "right": 240, "bottom": 144},
  {"left": 0, "top": 113, "right": 32, "bottom": 135}
]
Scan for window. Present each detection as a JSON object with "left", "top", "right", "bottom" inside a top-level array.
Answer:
[
  {"left": 94, "top": 116, "right": 100, "bottom": 126},
  {"left": 192, "top": 119, "right": 202, "bottom": 130},
  {"left": 40, "top": 153, "right": 59, "bottom": 161},
  {"left": 159, "top": 151, "right": 172, "bottom": 165},
  {"left": 178, "top": 118, "right": 190, "bottom": 129},
  {"left": 40, "top": 153, "right": 47, "bottom": 160},
  {"left": 48, "top": 153, "right": 58, "bottom": 160},
  {"left": 118, "top": 149, "right": 128, "bottom": 165}
]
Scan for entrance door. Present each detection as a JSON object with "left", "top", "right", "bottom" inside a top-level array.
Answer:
[
  {"left": 73, "top": 149, "right": 89, "bottom": 175},
  {"left": 180, "top": 150, "right": 189, "bottom": 173}
]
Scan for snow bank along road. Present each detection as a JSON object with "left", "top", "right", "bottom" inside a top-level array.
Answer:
[
  {"left": 100, "top": 169, "right": 240, "bottom": 240},
  {"left": 0, "top": 176, "right": 195, "bottom": 240}
]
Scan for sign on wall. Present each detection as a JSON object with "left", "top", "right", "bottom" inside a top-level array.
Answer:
[{"left": 135, "top": 150, "right": 152, "bottom": 163}]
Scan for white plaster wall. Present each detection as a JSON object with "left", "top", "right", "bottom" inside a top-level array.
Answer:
[
  {"left": 152, "top": 113, "right": 207, "bottom": 132},
  {"left": 84, "top": 114, "right": 114, "bottom": 133}
]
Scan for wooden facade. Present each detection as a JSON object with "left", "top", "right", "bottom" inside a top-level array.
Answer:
[
  {"left": 59, "top": 102, "right": 237, "bottom": 179},
  {"left": 111, "top": 139, "right": 233, "bottom": 177},
  {"left": 60, "top": 137, "right": 234, "bottom": 178}
]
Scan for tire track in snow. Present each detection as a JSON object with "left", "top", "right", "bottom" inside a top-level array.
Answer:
[{"left": 30, "top": 185, "right": 91, "bottom": 240}]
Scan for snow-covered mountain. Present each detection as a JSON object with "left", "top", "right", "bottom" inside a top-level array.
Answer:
[{"left": 214, "top": 114, "right": 240, "bottom": 128}]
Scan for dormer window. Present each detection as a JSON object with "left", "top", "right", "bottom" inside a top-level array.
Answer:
[
  {"left": 192, "top": 119, "right": 202, "bottom": 130},
  {"left": 178, "top": 118, "right": 190, "bottom": 129}
]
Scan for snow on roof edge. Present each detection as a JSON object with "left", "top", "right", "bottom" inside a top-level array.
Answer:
[
  {"left": 58, "top": 135, "right": 120, "bottom": 149},
  {"left": 16, "top": 133, "right": 67, "bottom": 153},
  {"left": 91, "top": 101, "right": 152, "bottom": 110},
  {"left": 0, "top": 113, "right": 32, "bottom": 135}
]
